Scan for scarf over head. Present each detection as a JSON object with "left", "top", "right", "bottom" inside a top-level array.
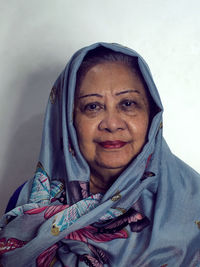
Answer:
[{"left": 1, "top": 42, "right": 200, "bottom": 267}]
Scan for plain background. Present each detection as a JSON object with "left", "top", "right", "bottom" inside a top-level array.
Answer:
[{"left": 0, "top": 0, "right": 200, "bottom": 216}]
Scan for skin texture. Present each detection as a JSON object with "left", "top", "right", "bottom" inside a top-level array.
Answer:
[{"left": 74, "top": 62, "right": 150, "bottom": 193}]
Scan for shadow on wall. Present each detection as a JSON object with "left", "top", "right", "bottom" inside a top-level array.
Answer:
[
  {"left": 0, "top": 63, "right": 63, "bottom": 216},
  {"left": 0, "top": 114, "right": 43, "bottom": 215}
]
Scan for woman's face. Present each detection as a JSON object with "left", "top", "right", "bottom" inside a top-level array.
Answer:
[{"left": 74, "top": 62, "right": 150, "bottom": 179}]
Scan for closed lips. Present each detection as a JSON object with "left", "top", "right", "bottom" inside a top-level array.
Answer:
[{"left": 98, "top": 140, "right": 127, "bottom": 149}]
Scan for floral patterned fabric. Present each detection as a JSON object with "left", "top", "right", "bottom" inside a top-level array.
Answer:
[{"left": 0, "top": 43, "right": 200, "bottom": 266}]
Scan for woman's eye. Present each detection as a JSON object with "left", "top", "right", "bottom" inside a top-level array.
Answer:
[
  {"left": 123, "top": 101, "right": 133, "bottom": 106},
  {"left": 120, "top": 100, "right": 137, "bottom": 110},
  {"left": 84, "top": 102, "right": 102, "bottom": 112}
]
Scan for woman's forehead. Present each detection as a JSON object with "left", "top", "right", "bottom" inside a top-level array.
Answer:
[{"left": 76, "top": 62, "right": 147, "bottom": 97}]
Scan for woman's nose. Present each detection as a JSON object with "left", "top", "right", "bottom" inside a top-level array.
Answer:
[{"left": 98, "top": 111, "right": 126, "bottom": 133}]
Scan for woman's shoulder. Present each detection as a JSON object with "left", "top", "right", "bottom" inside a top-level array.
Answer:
[
  {"left": 173, "top": 155, "right": 200, "bottom": 179},
  {"left": 162, "top": 139, "right": 200, "bottom": 180}
]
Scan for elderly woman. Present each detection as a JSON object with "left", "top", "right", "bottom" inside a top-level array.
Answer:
[{"left": 0, "top": 43, "right": 200, "bottom": 266}]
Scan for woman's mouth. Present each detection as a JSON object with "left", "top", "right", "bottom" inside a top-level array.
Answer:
[{"left": 98, "top": 140, "right": 127, "bottom": 149}]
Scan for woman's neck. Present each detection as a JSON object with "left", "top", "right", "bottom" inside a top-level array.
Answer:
[{"left": 89, "top": 168, "right": 121, "bottom": 194}]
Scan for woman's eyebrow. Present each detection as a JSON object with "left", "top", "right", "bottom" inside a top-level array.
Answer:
[
  {"left": 78, "top": 90, "right": 140, "bottom": 99},
  {"left": 115, "top": 89, "right": 140, "bottom": 96},
  {"left": 78, "top": 93, "right": 103, "bottom": 99}
]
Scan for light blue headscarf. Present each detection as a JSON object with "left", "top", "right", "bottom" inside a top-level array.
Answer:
[{"left": 1, "top": 42, "right": 200, "bottom": 267}]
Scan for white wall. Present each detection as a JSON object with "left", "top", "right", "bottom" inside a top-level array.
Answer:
[{"left": 0, "top": 0, "right": 200, "bottom": 215}]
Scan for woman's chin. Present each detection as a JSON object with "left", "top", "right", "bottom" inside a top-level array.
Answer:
[
  {"left": 93, "top": 158, "right": 131, "bottom": 177},
  {"left": 94, "top": 153, "right": 134, "bottom": 170}
]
